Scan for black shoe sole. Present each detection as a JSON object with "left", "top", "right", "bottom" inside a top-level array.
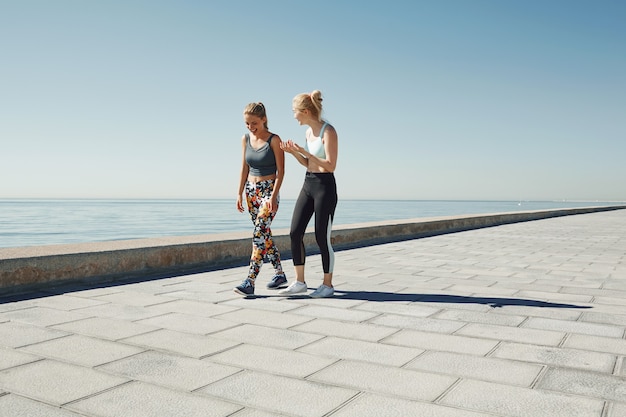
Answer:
[
  {"left": 233, "top": 288, "right": 254, "bottom": 296},
  {"left": 266, "top": 283, "right": 288, "bottom": 290}
]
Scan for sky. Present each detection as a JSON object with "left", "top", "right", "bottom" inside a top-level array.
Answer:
[{"left": 1, "top": 0, "right": 625, "bottom": 202}]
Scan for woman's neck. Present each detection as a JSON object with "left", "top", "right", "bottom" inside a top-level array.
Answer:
[
  {"left": 253, "top": 130, "right": 271, "bottom": 140},
  {"left": 307, "top": 119, "right": 324, "bottom": 132}
]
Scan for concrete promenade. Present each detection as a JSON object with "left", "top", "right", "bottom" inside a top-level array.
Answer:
[{"left": 1, "top": 209, "right": 625, "bottom": 416}]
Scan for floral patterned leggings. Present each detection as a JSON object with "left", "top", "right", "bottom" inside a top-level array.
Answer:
[{"left": 245, "top": 179, "right": 284, "bottom": 282}]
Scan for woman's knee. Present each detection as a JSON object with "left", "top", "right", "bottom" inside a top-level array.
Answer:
[{"left": 290, "top": 229, "right": 304, "bottom": 241}]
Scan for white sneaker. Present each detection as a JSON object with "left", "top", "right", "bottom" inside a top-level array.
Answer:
[
  {"left": 278, "top": 281, "right": 307, "bottom": 295},
  {"left": 310, "top": 284, "right": 334, "bottom": 298}
]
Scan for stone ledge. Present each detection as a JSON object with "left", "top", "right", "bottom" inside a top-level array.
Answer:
[{"left": 1, "top": 206, "right": 624, "bottom": 293}]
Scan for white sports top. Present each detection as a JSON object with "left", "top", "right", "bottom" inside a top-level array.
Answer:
[{"left": 305, "top": 122, "right": 328, "bottom": 159}]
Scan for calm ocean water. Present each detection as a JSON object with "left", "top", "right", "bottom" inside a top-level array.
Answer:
[{"left": 0, "top": 199, "right": 621, "bottom": 248}]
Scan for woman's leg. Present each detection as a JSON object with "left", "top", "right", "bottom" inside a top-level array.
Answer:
[
  {"left": 258, "top": 182, "right": 284, "bottom": 276},
  {"left": 245, "top": 182, "right": 262, "bottom": 284},
  {"left": 312, "top": 176, "right": 337, "bottom": 286},
  {"left": 289, "top": 186, "right": 314, "bottom": 283},
  {"left": 245, "top": 180, "right": 283, "bottom": 283}
]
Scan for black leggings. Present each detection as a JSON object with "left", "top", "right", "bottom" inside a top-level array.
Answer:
[{"left": 290, "top": 172, "right": 337, "bottom": 273}]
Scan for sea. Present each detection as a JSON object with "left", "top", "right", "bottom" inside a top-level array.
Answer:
[{"left": 0, "top": 199, "right": 622, "bottom": 249}]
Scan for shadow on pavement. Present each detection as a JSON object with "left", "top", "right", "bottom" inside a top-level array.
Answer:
[{"left": 332, "top": 290, "right": 592, "bottom": 309}]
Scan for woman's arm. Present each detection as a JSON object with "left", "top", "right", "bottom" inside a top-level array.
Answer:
[
  {"left": 280, "top": 139, "right": 310, "bottom": 167},
  {"left": 268, "top": 135, "right": 285, "bottom": 213},
  {"left": 236, "top": 135, "right": 249, "bottom": 212}
]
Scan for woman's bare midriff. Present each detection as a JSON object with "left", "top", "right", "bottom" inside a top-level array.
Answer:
[
  {"left": 247, "top": 174, "right": 276, "bottom": 183},
  {"left": 307, "top": 162, "right": 333, "bottom": 174}
]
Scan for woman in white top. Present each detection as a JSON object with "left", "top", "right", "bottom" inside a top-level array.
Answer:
[{"left": 279, "top": 90, "right": 338, "bottom": 298}]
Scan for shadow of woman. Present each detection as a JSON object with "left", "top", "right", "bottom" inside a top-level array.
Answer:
[{"left": 332, "top": 290, "right": 592, "bottom": 309}]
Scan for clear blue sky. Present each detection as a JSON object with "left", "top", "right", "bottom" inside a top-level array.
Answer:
[{"left": 2, "top": 1, "right": 624, "bottom": 201}]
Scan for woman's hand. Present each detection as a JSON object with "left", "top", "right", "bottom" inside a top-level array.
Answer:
[
  {"left": 280, "top": 139, "right": 303, "bottom": 154},
  {"left": 267, "top": 195, "right": 279, "bottom": 214},
  {"left": 236, "top": 195, "right": 245, "bottom": 213},
  {"left": 281, "top": 139, "right": 310, "bottom": 168}
]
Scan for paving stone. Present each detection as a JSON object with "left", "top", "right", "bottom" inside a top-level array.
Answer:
[
  {"left": 609, "top": 402, "right": 626, "bottom": 417},
  {"left": 0, "top": 394, "right": 85, "bottom": 417},
  {"left": 0, "top": 298, "right": 44, "bottom": 313},
  {"left": 585, "top": 303, "right": 626, "bottom": 316},
  {"left": 92, "top": 290, "right": 175, "bottom": 307},
  {"left": 605, "top": 280, "right": 626, "bottom": 291},
  {"left": 310, "top": 360, "right": 456, "bottom": 401},
  {"left": 353, "top": 301, "right": 442, "bottom": 317},
  {"left": 434, "top": 309, "right": 527, "bottom": 326},
  {"left": 368, "top": 313, "right": 465, "bottom": 334},
  {"left": 0, "top": 306, "right": 90, "bottom": 327},
  {"left": 68, "top": 286, "right": 125, "bottom": 298},
  {"left": 145, "top": 298, "right": 240, "bottom": 317},
  {"left": 536, "top": 367, "right": 626, "bottom": 403},
  {"left": 120, "top": 280, "right": 197, "bottom": 295},
  {"left": 134, "top": 312, "right": 236, "bottom": 335},
  {"left": 51, "top": 317, "right": 157, "bottom": 340},
  {"left": 160, "top": 288, "right": 241, "bottom": 303},
  {"left": 594, "top": 296, "right": 626, "bottom": 307},
  {"left": 292, "top": 318, "right": 398, "bottom": 342},
  {"left": 0, "top": 347, "right": 41, "bottom": 370},
  {"left": 233, "top": 408, "right": 291, "bottom": 417},
  {"left": 515, "top": 290, "right": 593, "bottom": 304},
  {"left": 285, "top": 294, "right": 368, "bottom": 310},
  {"left": 564, "top": 333, "right": 626, "bottom": 355},
  {"left": 490, "top": 304, "right": 583, "bottom": 320},
  {"left": 421, "top": 276, "right": 483, "bottom": 285},
  {"left": 561, "top": 286, "right": 626, "bottom": 296},
  {"left": 580, "top": 311, "right": 626, "bottom": 326},
  {"left": 208, "top": 343, "right": 336, "bottom": 378},
  {"left": 382, "top": 329, "right": 498, "bottom": 355},
  {"left": 402, "top": 297, "right": 497, "bottom": 312},
  {"left": 211, "top": 324, "right": 324, "bottom": 350},
  {"left": 290, "top": 304, "right": 380, "bottom": 323},
  {"left": 69, "top": 381, "right": 242, "bottom": 417},
  {"left": 523, "top": 316, "right": 625, "bottom": 338},
  {"left": 120, "top": 329, "right": 239, "bottom": 358},
  {"left": 330, "top": 393, "right": 495, "bottom": 417},
  {"left": 20, "top": 334, "right": 144, "bottom": 367},
  {"left": 71, "top": 302, "right": 165, "bottom": 321},
  {"left": 379, "top": 280, "right": 452, "bottom": 290},
  {"left": 406, "top": 350, "right": 542, "bottom": 386},
  {"left": 456, "top": 323, "right": 566, "bottom": 346},
  {"left": 493, "top": 341, "right": 618, "bottom": 373},
  {"left": 0, "top": 360, "right": 128, "bottom": 405},
  {"left": 98, "top": 350, "right": 240, "bottom": 391},
  {"left": 220, "top": 297, "right": 302, "bottom": 312},
  {"left": 0, "top": 321, "right": 68, "bottom": 348},
  {"left": 441, "top": 379, "right": 605, "bottom": 417},
  {"left": 200, "top": 370, "right": 357, "bottom": 417},
  {"left": 299, "top": 336, "right": 422, "bottom": 366},
  {"left": 494, "top": 281, "right": 558, "bottom": 293},
  {"left": 159, "top": 284, "right": 236, "bottom": 299},
  {"left": 214, "top": 307, "right": 314, "bottom": 328},
  {"left": 447, "top": 284, "right": 519, "bottom": 297},
  {"left": 25, "top": 294, "right": 109, "bottom": 311}
]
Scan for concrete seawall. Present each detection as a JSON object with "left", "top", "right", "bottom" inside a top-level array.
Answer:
[{"left": 1, "top": 205, "right": 624, "bottom": 293}]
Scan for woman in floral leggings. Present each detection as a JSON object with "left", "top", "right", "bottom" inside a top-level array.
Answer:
[{"left": 234, "top": 102, "right": 287, "bottom": 296}]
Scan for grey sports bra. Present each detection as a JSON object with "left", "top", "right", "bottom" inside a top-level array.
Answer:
[{"left": 245, "top": 134, "right": 276, "bottom": 176}]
